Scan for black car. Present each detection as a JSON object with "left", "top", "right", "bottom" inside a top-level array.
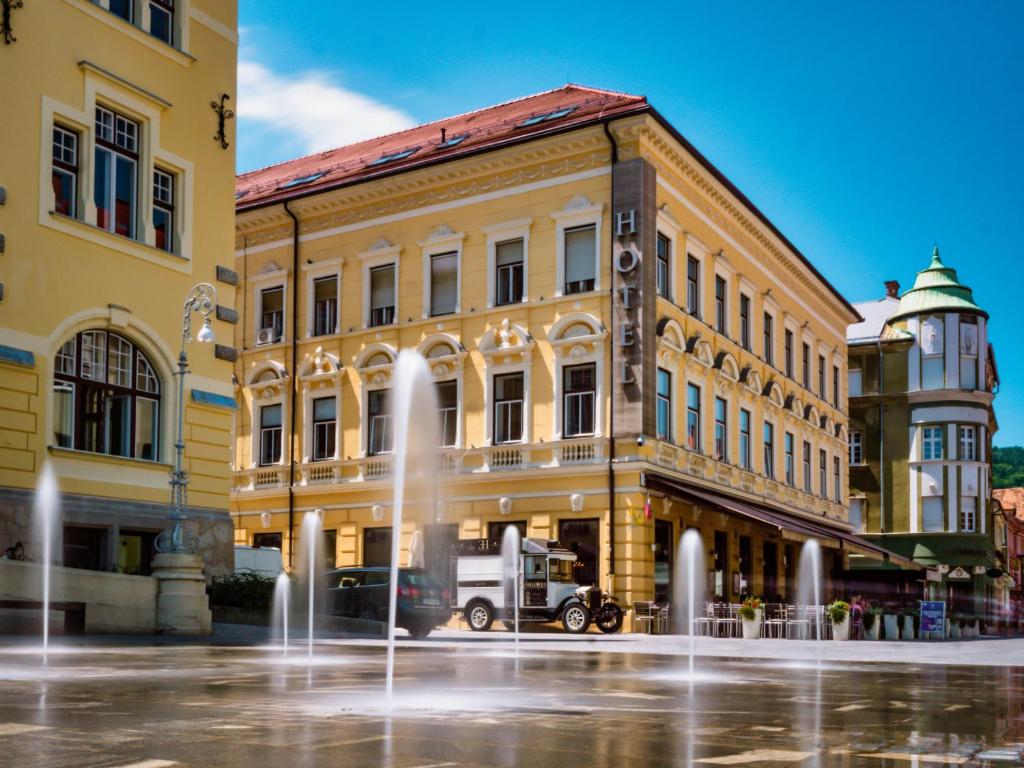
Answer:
[{"left": 324, "top": 567, "right": 452, "bottom": 639}]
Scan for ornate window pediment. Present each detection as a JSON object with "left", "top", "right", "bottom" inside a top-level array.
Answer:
[
  {"left": 480, "top": 319, "right": 534, "bottom": 364},
  {"left": 656, "top": 317, "right": 685, "bottom": 364},
  {"left": 354, "top": 342, "right": 397, "bottom": 384},
  {"left": 762, "top": 380, "right": 785, "bottom": 408},
  {"left": 549, "top": 312, "right": 606, "bottom": 360},
  {"left": 822, "top": 415, "right": 836, "bottom": 434},
  {"left": 805, "top": 404, "right": 820, "bottom": 425},
  {"left": 418, "top": 333, "right": 467, "bottom": 377},
  {"left": 836, "top": 423, "right": 848, "bottom": 442},
  {"left": 298, "top": 346, "right": 341, "bottom": 389},
  {"left": 246, "top": 360, "right": 288, "bottom": 398},
  {"left": 713, "top": 351, "right": 740, "bottom": 382},
  {"left": 785, "top": 394, "right": 804, "bottom": 418},
  {"left": 739, "top": 366, "right": 762, "bottom": 396},
  {"left": 686, "top": 336, "right": 714, "bottom": 368}
]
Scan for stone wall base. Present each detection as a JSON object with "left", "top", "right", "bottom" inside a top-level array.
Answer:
[{"left": 153, "top": 553, "right": 212, "bottom": 634}]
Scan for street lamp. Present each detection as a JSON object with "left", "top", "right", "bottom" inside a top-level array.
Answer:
[{"left": 156, "top": 283, "right": 216, "bottom": 555}]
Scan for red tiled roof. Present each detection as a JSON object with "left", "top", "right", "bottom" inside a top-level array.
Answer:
[
  {"left": 235, "top": 84, "right": 647, "bottom": 210},
  {"left": 994, "top": 488, "right": 1024, "bottom": 521}
]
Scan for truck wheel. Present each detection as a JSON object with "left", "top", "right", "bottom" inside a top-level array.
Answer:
[
  {"left": 465, "top": 600, "right": 494, "bottom": 631},
  {"left": 561, "top": 602, "right": 591, "bottom": 634},
  {"left": 596, "top": 604, "right": 624, "bottom": 634}
]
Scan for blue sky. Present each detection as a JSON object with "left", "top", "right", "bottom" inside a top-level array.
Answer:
[{"left": 237, "top": 1, "right": 1024, "bottom": 445}]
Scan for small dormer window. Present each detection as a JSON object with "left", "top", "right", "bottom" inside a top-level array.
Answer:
[
  {"left": 368, "top": 148, "right": 418, "bottom": 166},
  {"left": 278, "top": 172, "right": 325, "bottom": 190},
  {"left": 520, "top": 107, "right": 575, "bottom": 127}
]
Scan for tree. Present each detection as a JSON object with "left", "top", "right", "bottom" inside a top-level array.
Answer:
[{"left": 992, "top": 446, "right": 1024, "bottom": 489}]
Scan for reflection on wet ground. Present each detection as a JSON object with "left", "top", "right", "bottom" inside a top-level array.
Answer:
[{"left": 0, "top": 643, "right": 1021, "bottom": 767}]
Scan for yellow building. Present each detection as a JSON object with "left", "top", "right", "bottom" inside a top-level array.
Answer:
[
  {"left": 232, "top": 85, "right": 898, "bottom": 606},
  {"left": 0, "top": 0, "right": 239, "bottom": 575}
]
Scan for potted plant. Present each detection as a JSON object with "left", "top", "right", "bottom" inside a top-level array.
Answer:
[
  {"left": 828, "top": 600, "right": 851, "bottom": 640},
  {"left": 739, "top": 597, "right": 762, "bottom": 639},
  {"left": 862, "top": 607, "right": 882, "bottom": 640},
  {"left": 901, "top": 611, "right": 916, "bottom": 640}
]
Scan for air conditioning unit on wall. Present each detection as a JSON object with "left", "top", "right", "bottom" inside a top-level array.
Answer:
[{"left": 256, "top": 327, "right": 277, "bottom": 345}]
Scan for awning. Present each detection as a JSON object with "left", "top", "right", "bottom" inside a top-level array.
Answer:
[
  {"left": 858, "top": 533, "right": 1002, "bottom": 569},
  {"left": 645, "top": 473, "right": 921, "bottom": 570}
]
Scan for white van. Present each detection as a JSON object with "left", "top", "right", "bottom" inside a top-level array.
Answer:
[{"left": 233, "top": 545, "right": 283, "bottom": 577}]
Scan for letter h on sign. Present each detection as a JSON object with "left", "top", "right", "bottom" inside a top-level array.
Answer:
[{"left": 616, "top": 209, "right": 637, "bottom": 236}]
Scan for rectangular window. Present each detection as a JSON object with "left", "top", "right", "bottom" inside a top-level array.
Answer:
[
  {"left": 832, "top": 364, "right": 840, "bottom": 407},
  {"left": 818, "top": 354, "right": 826, "bottom": 399},
  {"left": 802, "top": 343, "right": 810, "bottom": 389},
  {"left": 922, "top": 496, "right": 944, "bottom": 532},
  {"left": 369, "top": 264, "right": 396, "bottom": 326},
  {"left": 849, "top": 498, "right": 865, "bottom": 533},
  {"left": 849, "top": 431, "right": 863, "bottom": 465},
  {"left": 656, "top": 233, "right": 671, "bottom": 300},
  {"left": 922, "top": 426, "right": 943, "bottom": 460},
  {"left": 818, "top": 448, "right": 827, "bottom": 498},
  {"left": 259, "top": 403, "right": 282, "bottom": 466},
  {"left": 921, "top": 318, "right": 944, "bottom": 390},
  {"left": 149, "top": 0, "right": 174, "bottom": 44},
  {"left": 656, "top": 368, "right": 672, "bottom": 441},
  {"left": 714, "top": 396, "right": 727, "bottom": 462},
  {"left": 494, "top": 373, "right": 524, "bottom": 444},
  {"left": 109, "top": 0, "right": 133, "bottom": 21},
  {"left": 563, "top": 364, "right": 596, "bottom": 438},
  {"left": 312, "top": 396, "right": 336, "bottom": 461},
  {"left": 960, "top": 497, "right": 977, "bottom": 532},
  {"left": 739, "top": 409, "right": 751, "bottom": 470},
  {"left": 94, "top": 107, "right": 138, "bottom": 239},
  {"left": 784, "top": 432, "right": 794, "bottom": 485},
  {"left": 848, "top": 368, "right": 863, "bottom": 397},
  {"left": 686, "top": 383, "right": 701, "bottom": 451},
  {"left": 784, "top": 329, "right": 794, "bottom": 378},
  {"left": 495, "top": 238, "right": 524, "bottom": 305},
  {"left": 739, "top": 294, "right": 750, "bottom": 350},
  {"left": 54, "top": 381, "right": 75, "bottom": 448},
  {"left": 763, "top": 422, "right": 775, "bottom": 479},
  {"left": 367, "top": 389, "right": 392, "bottom": 455},
  {"left": 959, "top": 425, "right": 977, "bottom": 461},
  {"left": 437, "top": 380, "right": 458, "bottom": 447},
  {"left": 52, "top": 126, "right": 78, "bottom": 217},
  {"left": 152, "top": 169, "right": 174, "bottom": 252},
  {"left": 715, "top": 276, "right": 727, "bottom": 334},
  {"left": 259, "top": 286, "right": 284, "bottom": 343},
  {"left": 833, "top": 455, "right": 841, "bottom": 501},
  {"left": 564, "top": 224, "right": 596, "bottom": 294},
  {"left": 313, "top": 275, "right": 338, "bottom": 336},
  {"left": 686, "top": 256, "right": 701, "bottom": 317},
  {"left": 802, "top": 441, "right": 812, "bottom": 493},
  {"left": 429, "top": 251, "right": 458, "bottom": 316},
  {"left": 763, "top": 312, "right": 774, "bottom": 365}
]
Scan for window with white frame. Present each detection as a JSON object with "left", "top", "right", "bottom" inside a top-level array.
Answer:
[
  {"left": 494, "top": 372, "right": 524, "bottom": 444},
  {"left": 960, "top": 317, "right": 979, "bottom": 390},
  {"left": 739, "top": 294, "right": 751, "bottom": 350},
  {"left": 258, "top": 286, "right": 284, "bottom": 343},
  {"left": 802, "top": 342, "right": 811, "bottom": 389},
  {"left": 656, "top": 233, "right": 671, "bottom": 300},
  {"left": 763, "top": 421, "right": 775, "bottom": 479},
  {"left": 784, "top": 432, "right": 794, "bottom": 485},
  {"left": 686, "top": 383, "right": 701, "bottom": 451},
  {"left": 714, "top": 396, "right": 727, "bottom": 462},
  {"left": 920, "top": 316, "right": 944, "bottom": 390},
  {"left": 833, "top": 455, "right": 841, "bottom": 501},
  {"left": 715, "top": 276, "right": 727, "bottom": 334},
  {"left": 149, "top": 0, "right": 175, "bottom": 44},
  {"left": 686, "top": 256, "right": 701, "bottom": 317},
  {"left": 849, "top": 498, "right": 865, "bottom": 532},
  {"left": 848, "top": 368, "right": 863, "bottom": 397},
  {"left": 818, "top": 354, "right": 827, "bottom": 400},
  {"left": 832, "top": 364, "right": 840, "bottom": 407},
  {"left": 495, "top": 238, "right": 524, "bottom": 305},
  {"left": 311, "top": 396, "right": 336, "bottom": 461},
  {"left": 959, "top": 425, "right": 977, "bottom": 461},
  {"left": 785, "top": 329, "right": 794, "bottom": 379},
  {"left": 802, "top": 440, "right": 812, "bottom": 492},
  {"left": 564, "top": 224, "right": 596, "bottom": 295},
  {"left": 313, "top": 275, "right": 338, "bottom": 337},
  {"left": 369, "top": 264, "right": 396, "bottom": 327},
  {"left": 657, "top": 368, "right": 672, "bottom": 441},
  {"left": 429, "top": 251, "right": 458, "bottom": 316},
  {"left": 922, "top": 426, "right": 943, "bottom": 460},
  {"left": 960, "top": 496, "right": 977, "bottom": 532},
  {"left": 52, "top": 126, "right": 79, "bottom": 218},
  {"left": 763, "top": 312, "right": 774, "bottom": 366},
  {"left": 107, "top": 0, "right": 133, "bottom": 22},
  {"left": 922, "top": 496, "right": 944, "bottom": 532},
  {"left": 563, "top": 364, "right": 596, "bottom": 438},
  {"left": 152, "top": 169, "right": 174, "bottom": 253},
  {"left": 849, "top": 430, "right": 864, "bottom": 465},
  {"left": 259, "top": 403, "right": 283, "bottom": 466},
  {"left": 436, "top": 380, "right": 458, "bottom": 447},
  {"left": 367, "top": 388, "right": 392, "bottom": 455},
  {"left": 818, "top": 448, "right": 827, "bottom": 498},
  {"left": 739, "top": 408, "right": 751, "bottom": 470},
  {"left": 94, "top": 106, "right": 139, "bottom": 239}
]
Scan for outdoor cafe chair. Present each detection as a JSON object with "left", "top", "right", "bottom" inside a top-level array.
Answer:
[
  {"left": 692, "top": 603, "right": 714, "bottom": 637},
  {"left": 633, "top": 601, "right": 656, "bottom": 634},
  {"left": 763, "top": 604, "right": 787, "bottom": 638},
  {"left": 785, "top": 605, "right": 812, "bottom": 639}
]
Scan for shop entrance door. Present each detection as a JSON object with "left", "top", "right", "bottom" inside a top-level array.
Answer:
[
  {"left": 654, "top": 519, "right": 673, "bottom": 603},
  {"left": 558, "top": 518, "right": 599, "bottom": 586}
]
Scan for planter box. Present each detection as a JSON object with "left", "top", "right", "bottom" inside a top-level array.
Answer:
[
  {"left": 863, "top": 618, "right": 880, "bottom": 640},
  {"left": 950, "top": 622, "right": 961, "bottom": 639},
  {"left": 883, "top": 614, "right": 899, "bottom": 640},
  {"left": 901, "top": 616, "right": 916, "bottom": 640},
  {"left": 831, "top": 615, "right": 850, "bottom": 641},
  {"left": 741, "top": 618, "right": 761, "bottom": 639}
]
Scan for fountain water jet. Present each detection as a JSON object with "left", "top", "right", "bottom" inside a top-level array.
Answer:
[
  {"left": 501, "top": 525, "right": 521, "bottom": 646},
  {"left": 299, "top": 512, "right": 322, "bottom": 661},
  {"left": 272, "top": 572, "right": 290, "bottom": 655},
  {"left": 385, "top": 350, "right": 441, "bottom": 710},
  {"left": 35, "top": 463, "right": 59, "bottom": 664},
  {"left": 795, "top": 538, "right": 823, "bottom": 640},
  {"left": 672, "top": 529, "right": 706, "bottom": 678}
]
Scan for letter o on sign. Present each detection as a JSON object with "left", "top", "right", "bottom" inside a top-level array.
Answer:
[{"left": 616, "top": 249, "right": 639, "bottom": 274}]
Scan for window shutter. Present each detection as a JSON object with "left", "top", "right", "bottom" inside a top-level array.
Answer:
[{"left": 564, "top": 225, "right": 595, "bottom": 284}]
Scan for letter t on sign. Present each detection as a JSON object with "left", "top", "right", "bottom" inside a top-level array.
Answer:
[{"left": 616, "top": 210, "right": 637, "bottom": 236}]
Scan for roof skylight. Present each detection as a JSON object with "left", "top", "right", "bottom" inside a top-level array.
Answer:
[
  {"left": 278, "top": 172, "right": 326, "bottom": 190},
  {"left": 235, "top": 190, "right": 249, "bottom": 200},
  {"left": 439, "top": 133, "right": 468, "bottom": 148},
  {"left": 519, "top": 107, "right": 575, "bottom": 127},
  {"left": 368, "top": 148, "right": 419, "bottom": 166}
]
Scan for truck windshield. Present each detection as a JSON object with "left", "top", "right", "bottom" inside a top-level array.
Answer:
[{"left": 549, "top": 558, "right": 574, "bottom": 583}]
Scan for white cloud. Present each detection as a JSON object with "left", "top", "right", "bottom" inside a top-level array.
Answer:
[{"left": 237, "top": 60, "right": 416, "bottom": 155}]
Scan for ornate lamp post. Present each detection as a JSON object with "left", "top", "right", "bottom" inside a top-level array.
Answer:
[{"left": 156, "top": 283, "right": 216, "bottom": 554}]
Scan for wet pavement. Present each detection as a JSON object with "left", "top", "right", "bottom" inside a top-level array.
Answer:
[{"left": 0, "top": 641, "right": 1022, "bottom": 767}]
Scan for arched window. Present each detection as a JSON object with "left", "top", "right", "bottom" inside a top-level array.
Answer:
[{"left": 53, "top": 330, "right": 161, "bottom": 460}]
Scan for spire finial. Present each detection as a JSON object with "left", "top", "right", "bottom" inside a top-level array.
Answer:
[{"left": 929, "top": 244, "right": 943, "bottom": 268}]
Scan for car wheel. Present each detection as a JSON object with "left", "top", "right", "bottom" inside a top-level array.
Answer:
[
  {"left": 408, "top": 624, "right": 432, "bottom": 639},
  {"left": 595, "top": 604, "right": 624, "bottom": 634},
  {"left": 561, "top": 602, "right": 591, "bottom": 634},
  {"left": 465, "top": 600, "right": 493, "bottom": 631}
]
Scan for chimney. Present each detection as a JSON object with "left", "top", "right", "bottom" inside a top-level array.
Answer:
[{"left": 885, "top": 280, "right": 900, "bottom": 299}]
